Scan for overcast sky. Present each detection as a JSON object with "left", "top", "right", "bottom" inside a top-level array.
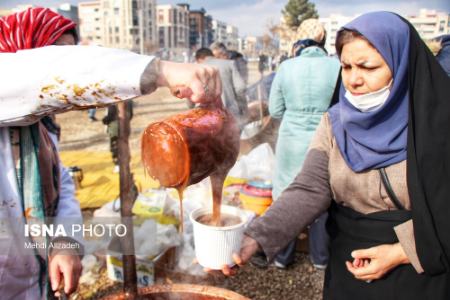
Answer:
[{"left": 1, "top": 0, "right": 449, "bottom": 36}]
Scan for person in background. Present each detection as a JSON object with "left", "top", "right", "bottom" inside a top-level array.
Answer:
[
  {"left": 102, "top": 101, "right": 134, "bottom": 173},
  {"left": 434, "top": 35, "right": 450, "bottom": 76},
  {"left": 88, "top": 108, "right": 97, "bottom": 121},
  {"left": 0, "top": 7, "right": 222, "bottom": 299},
  {"left": 227, "top": 12, "right": 450, "bottom": 300},
  {"left": 279, "top": 52, "right": 288, "bottom": 65},
  {"left": 0, "top": 8, "right": 83, "bottom": 299},
  {"left": 258, "top": 53, "right": 268, "bottom": 77},
  {"left": 195, "top": 48, "right": 248, "bottom": 128},
  {"left": 268, "top": 19, "right": 340, "bottom": 270},
  {"left": 228, "top": 50, "right": 249, "bottom": 85},
  {"left": 210, "top": 41, "right": 229, "bottom": 60}
]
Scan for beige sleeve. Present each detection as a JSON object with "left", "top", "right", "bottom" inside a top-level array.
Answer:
[
  {"left": 308, "top": 113, "right": 333, "bottom": 155},
  {"left": 394, "top": 219, "right": 424, "bottom": 273},
  {"left": 245, "top": 114, "right": 332, "bottom": 260}
]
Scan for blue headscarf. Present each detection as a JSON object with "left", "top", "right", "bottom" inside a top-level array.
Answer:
[{"left": 328, "top": 12, "right": 410, "bottom": 172}]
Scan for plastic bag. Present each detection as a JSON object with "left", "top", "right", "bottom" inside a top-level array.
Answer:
[{"left": 228, "top": 143, "right": 275, "bottom": 181}]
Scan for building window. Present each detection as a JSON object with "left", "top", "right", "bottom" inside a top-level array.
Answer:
[
  {"left": 115, "top": 37, "right": 120, "bottom": 43},
  {"left": 173, "top": 10, "right": 177, "bottom": 24},
  {"left": 115, "top": 27, "right": 119, "bottom": 33}
]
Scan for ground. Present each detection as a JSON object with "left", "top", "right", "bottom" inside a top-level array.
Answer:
[{"left": 73, "top": 252, "right": 324, "bottom": 300}]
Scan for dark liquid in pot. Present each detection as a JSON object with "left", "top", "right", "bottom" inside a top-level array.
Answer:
[{"left": 196, "top": 213, "right": 242, "bottom": 227}]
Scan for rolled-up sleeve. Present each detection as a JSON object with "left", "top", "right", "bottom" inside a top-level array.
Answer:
[
  {"left": 0, "top": 45, "right": 154, "bottom": 125},
  {"left": 394, "top": 220, "right": 424, "bottom": 273}
]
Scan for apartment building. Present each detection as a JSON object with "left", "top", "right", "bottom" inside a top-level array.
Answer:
[
  {"left": 189, "top": 8, "right": 213, "bottom": 50},
  {"left": 212, "top": 19, "right": 227, "bottom": 44},
  {"left": 226, "top": 24, "right": 239, "bottom": 50},
  {"left": 211, "top": 20, "right": 239, "bottom": 50},
  {"left": 156, "top": 4, "right": 189, "bottom": 50},
  {"left": 78, "top": 1, "right": 103, "bottom": 45},
  {"left": 319, "top": 14, "right": 355, "bottom": 55},
  {"left": 99, "top": 0, "right": 157, "bottom": 54},
  {"left": 408, "top": 9, "right": 449, "bottom": 40}
]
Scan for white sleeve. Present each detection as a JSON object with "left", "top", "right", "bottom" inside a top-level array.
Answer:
[{"left": 0, "top": 45, "right": 154, "bottom": 125}]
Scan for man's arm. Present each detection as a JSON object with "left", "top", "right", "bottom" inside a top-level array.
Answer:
[{"left": 0, "top": 46, "right": 221, "bottom": 126}]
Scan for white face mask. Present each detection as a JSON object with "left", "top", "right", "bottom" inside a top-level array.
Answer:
[{"left": 345, "top": 80, "right": 393, "bottom": 112}]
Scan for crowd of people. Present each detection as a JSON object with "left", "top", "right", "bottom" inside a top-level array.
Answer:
[{"left": 0, "top": 5, "right": 449, "bottom": 300}]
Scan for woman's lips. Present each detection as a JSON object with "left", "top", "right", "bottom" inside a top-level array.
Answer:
[{"left": 350, "top": 92, "right": 365, "bottom": 96}]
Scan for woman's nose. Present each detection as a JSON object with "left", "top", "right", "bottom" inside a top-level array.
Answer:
[{"left": 349, "top": 69, "right": 364, "bottom": 87}]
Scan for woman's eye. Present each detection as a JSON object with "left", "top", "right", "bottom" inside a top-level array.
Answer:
[{"left": 363, "top": 66, "right": 378, "bottom": 71}]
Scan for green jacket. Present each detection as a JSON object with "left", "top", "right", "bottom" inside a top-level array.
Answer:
[{"left": 269, "top": 47, "right": 340, "bottom": 199}]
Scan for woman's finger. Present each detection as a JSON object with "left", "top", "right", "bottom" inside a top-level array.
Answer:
[
  {"left": 222, "top": 264, "right": 232, "bottom": 276},
  {"left": 363, "top": 259, "right": 370, "bottom": 268},
  {"left": 233, "top": 253, "right": 244, "bottom": 266},
  {"left": 351, "top": 247, "right": 377, "bottom": 259},
  {"left": 348, "top": 260, "right": 378, "bottom": 277}
]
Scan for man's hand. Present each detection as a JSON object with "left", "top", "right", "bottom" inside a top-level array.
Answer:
[
  {"left": 346, "top": 243, "right": 409, "bottom": 281},
  {"left": 157, "top": 61, "right": 222, "bottom": 103},
  {"left": 49, "top": 250, "right": 82, "bottom": 296}
]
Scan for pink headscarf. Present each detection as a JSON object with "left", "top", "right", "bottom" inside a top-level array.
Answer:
[{"left": 0, "top": 7, "right": 76, "bottom": 52}]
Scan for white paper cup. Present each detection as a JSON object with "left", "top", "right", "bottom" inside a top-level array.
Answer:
[{"left": 190, "top": 205, "right": 248, "bottom": 270}]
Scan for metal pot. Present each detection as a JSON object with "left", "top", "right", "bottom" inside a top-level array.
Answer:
[
  {"left": 102, "top": 284, "right": 250, "bottom": 300},
  {"left": 141, "top": 104, "right": 240, "bottom": 189}
]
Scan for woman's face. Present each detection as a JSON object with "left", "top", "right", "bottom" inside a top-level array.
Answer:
[{"left": 340, "top": 37, "right": 392, "bottom": 95}]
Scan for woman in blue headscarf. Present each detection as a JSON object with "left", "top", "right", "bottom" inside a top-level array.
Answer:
[{"left": 223, "top": 11, "right": 450, "bottom": 299}]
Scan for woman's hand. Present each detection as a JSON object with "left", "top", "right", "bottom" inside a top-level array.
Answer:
[
  {"left": 157, "top": 61, "right": 221, "bottom": 104},
  {"left": 203, "top": 235, "right": 261, "bottom": 276},
  {"left": 346, "top": 243, "right": 409, "bottom": 281},
  {"left": 220, "top": 235, "right": 261, "bottom": 276}
]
